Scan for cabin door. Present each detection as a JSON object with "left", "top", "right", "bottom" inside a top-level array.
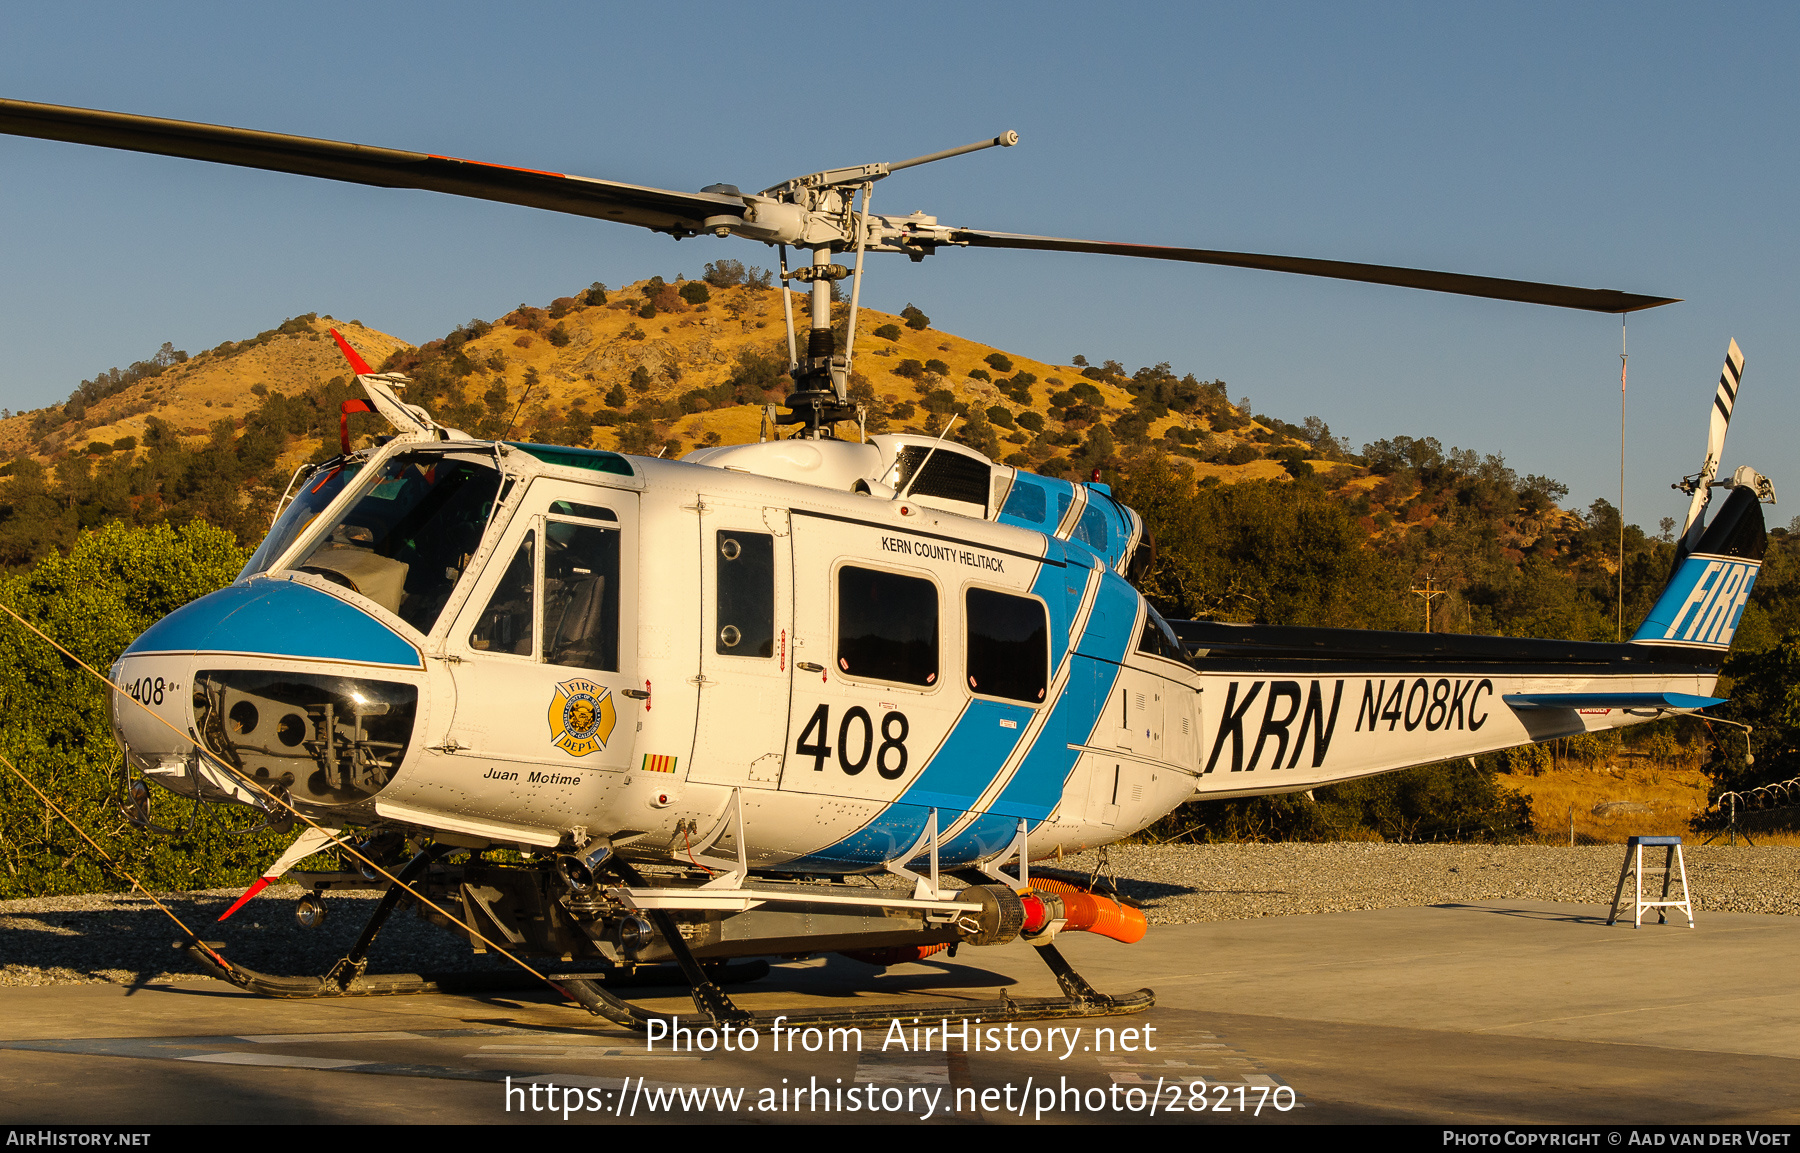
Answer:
[
  {"left": 689, "top": 503, "right": 793, "bottom": 787},
  {"left": 436, "top": 479, "right": 640, "bottom": 826}
]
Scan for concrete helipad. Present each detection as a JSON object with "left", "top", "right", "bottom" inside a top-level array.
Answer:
[{"left": 1, "top": 901, "right": 1796, "bottom": 1125}]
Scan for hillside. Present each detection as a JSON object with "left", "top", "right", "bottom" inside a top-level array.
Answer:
[
  {"left": 0, "top": 316, "right": 408, "bottom": 464},
  {"left": 3, "top": 263, "right": 1781, "bottom": 646}
]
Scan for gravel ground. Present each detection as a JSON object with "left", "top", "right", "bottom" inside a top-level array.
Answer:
[{"left": 3, "top": 842, "right": 1796, "bottom": 988}]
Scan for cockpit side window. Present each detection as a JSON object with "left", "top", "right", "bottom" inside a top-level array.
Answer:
[
  {"left": 294, "top": 451, "right": 501, "bottom": 635},
  {"left": 543, "top": 513, "right": 621, "bottom": 672}
]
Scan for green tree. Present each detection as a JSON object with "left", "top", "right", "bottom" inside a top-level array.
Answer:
[
  {"left": 901, "top": 304, "right": 930, "bottom": 331},
  {"left": 0, "top": 522, "right": 286, "bottom": 896}
]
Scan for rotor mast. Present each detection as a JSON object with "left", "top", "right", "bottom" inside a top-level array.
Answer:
[{"left": 767, "top": 132, "right": 1020, "bottom": 437}]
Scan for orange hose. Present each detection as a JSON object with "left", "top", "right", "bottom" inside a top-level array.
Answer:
[{"left": 1025, "top": 877, "right": 1147, "bottom": 944}]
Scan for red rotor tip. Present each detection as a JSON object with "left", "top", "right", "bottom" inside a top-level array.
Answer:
[{"left": 330, "top": 328, "right": 374, "bottom": 375}]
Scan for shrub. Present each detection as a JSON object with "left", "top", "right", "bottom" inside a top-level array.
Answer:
[
  {"left": 584, "top": 282, "right": 608, "bottom": 306},
  {"left": 901, "top": 304, "right": 930, "bottom": 330},
  {"left": 984, "top": 353, "right": 1013, "bottom": 373},
  {"left": 1016, "top": 411, "right": 1045, "bottom": 433},
  {"left": 921, "top": 389, "right": 958, "bottom": 414},
  {"left": 1224, "top": 443, "right": 1260, "bottom": 466},
  {"left": 548, "top": 296, "right": 576, "bottom": 319},
  {"left": 638, "top": 302, "right": 657, "bottom": 320},
  {"left": 547, "top": 323, "right": 572, "bottom": 348},
  {"left": 704, "top": 260, "right": 746, "bottom": 288},
  {"left": 893, "top": 359, "right": 925, "bottom": 379},
  {"left": 111, "top": 436, "right": 137, "bottom": 452},
  {"left": 679, "top": 282, "right": 711, "bottom": 305},
  {"left": 629, "top": 366, "right": 654, "bottom": 393},
  {"left": 614, "top": 420, "right": 659, "bottom": 454},
  {"left": 967, "top": 368, "right": 991, "bottom": 382},
  {"left": 605, "top": 383, "right": 627, "bottom": 408},
  {"left": 986, "top": 405, "right": 1015, "bottom": 428},
  {"left": 1071, "top": 381, "right": 1103, "bottom": 404},
  {"left": 84, "top": 441, "right": 112, "bottom": 456},
  {"left": 924, "top": 359, "right": 950, "bottom": 376},
  {"left": 874, "top": 323, "right": 902, "bottom": 341}
]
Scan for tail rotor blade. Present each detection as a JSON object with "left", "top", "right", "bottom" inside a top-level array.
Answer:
[{"left": 1680, "top": 338, "right": 1745, "bottom": 546}]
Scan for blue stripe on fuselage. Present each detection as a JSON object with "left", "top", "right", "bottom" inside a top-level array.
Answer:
[
  {"left": 788, "top": 546, "right": 1067, "bottom": 868},
  {"left": 125, "top": 577, "right": 422, "bottom": 668},
  {"left": 790, "top": 547, "right": 1143, "bottom": 871},
  {"left": 939, "top": 566, "right": 1140, "bottom": 860}
]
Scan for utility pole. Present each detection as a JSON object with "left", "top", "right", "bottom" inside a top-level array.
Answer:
[
  {"left": 1619, "top": 318, "right": 1627, "bottom": 641},
  {"left": 1411, "top": 574, "right": 1447, "bottom": 633}
]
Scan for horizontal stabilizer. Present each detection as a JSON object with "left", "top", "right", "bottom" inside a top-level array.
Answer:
[{"left": 1502, "top": 692, "right": 1724, "bottom": 711}]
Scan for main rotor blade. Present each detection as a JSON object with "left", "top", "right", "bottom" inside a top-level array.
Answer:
[
  {"left": 951, "top": 228, "right": 1679, "bottom": 314},
  {"left": 0, "top": 98, "right": 742, "bottom": 234}
]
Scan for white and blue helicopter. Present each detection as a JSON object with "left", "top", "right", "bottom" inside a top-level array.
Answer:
[{"left": 0, "top": 98, "right": 1775, "bottom": 1028}]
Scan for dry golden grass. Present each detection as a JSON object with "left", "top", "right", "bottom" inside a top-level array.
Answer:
[
  {"left": 1499, "top": 756, "right": 1800, "bottom": 845},
  {"left": 4, "top": 277, "right": 1309, "bottom": 483},
  {"left": 0, "top": 317, "right": 408, "bottom": 462}
]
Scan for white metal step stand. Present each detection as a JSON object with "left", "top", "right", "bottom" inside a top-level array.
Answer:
[
  {"left": 1607, "top": 835, "right": 1695, "bottom": 928},
  {"left": 697, "top": 787, "right": 749, "bottom": 889},
  {"left": 884, "top": 808, "right": 956, "bottom": 901},
  {"left": 979, "top": 818, "right": 1031, "bottom": 890}
]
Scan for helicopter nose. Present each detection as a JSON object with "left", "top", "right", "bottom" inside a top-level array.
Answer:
[
  {"left": 125, "top": 576, "right": 423, "bottom": 669},
  {"left": 113, "top": 576, "right": 426, "bottom": 809}
]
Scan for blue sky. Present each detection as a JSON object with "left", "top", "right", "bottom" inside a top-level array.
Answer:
[{"left": 1, "top": 2, "right": 1795, "bottom": 530}]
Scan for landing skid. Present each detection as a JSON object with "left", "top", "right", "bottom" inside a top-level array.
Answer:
[
  {"left": 559, "top": 940, "right": 1153, "bottom": 1032},
  {"left": 558, "top": 897, "right": 1153, "bottom": 1032},
  {"left": 180, "top": 940, "right": 768, "bottom": 1000},
  {"left": 180, "top": 847, "right": 1154, "bottom": 1028}
]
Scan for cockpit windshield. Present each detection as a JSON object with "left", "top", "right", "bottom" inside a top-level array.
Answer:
[
  {"left": 291, "top": 450, "right": 503, "bottom": 636},
  {"left": 238, "top": 460, "right": 364, "bottom": 583}
]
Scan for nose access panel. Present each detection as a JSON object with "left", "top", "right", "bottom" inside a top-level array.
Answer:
[{"left": 193, "top": 670, "right": 418, "bottom": 806}]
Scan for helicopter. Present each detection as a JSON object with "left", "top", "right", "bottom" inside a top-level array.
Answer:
[{"left": 0, "top": 98, "right": 1776, "bottom": 1031}]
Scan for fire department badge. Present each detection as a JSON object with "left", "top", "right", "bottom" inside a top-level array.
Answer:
[{"left": 547, "top": 678, "right": 616, "bottom": 757}]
